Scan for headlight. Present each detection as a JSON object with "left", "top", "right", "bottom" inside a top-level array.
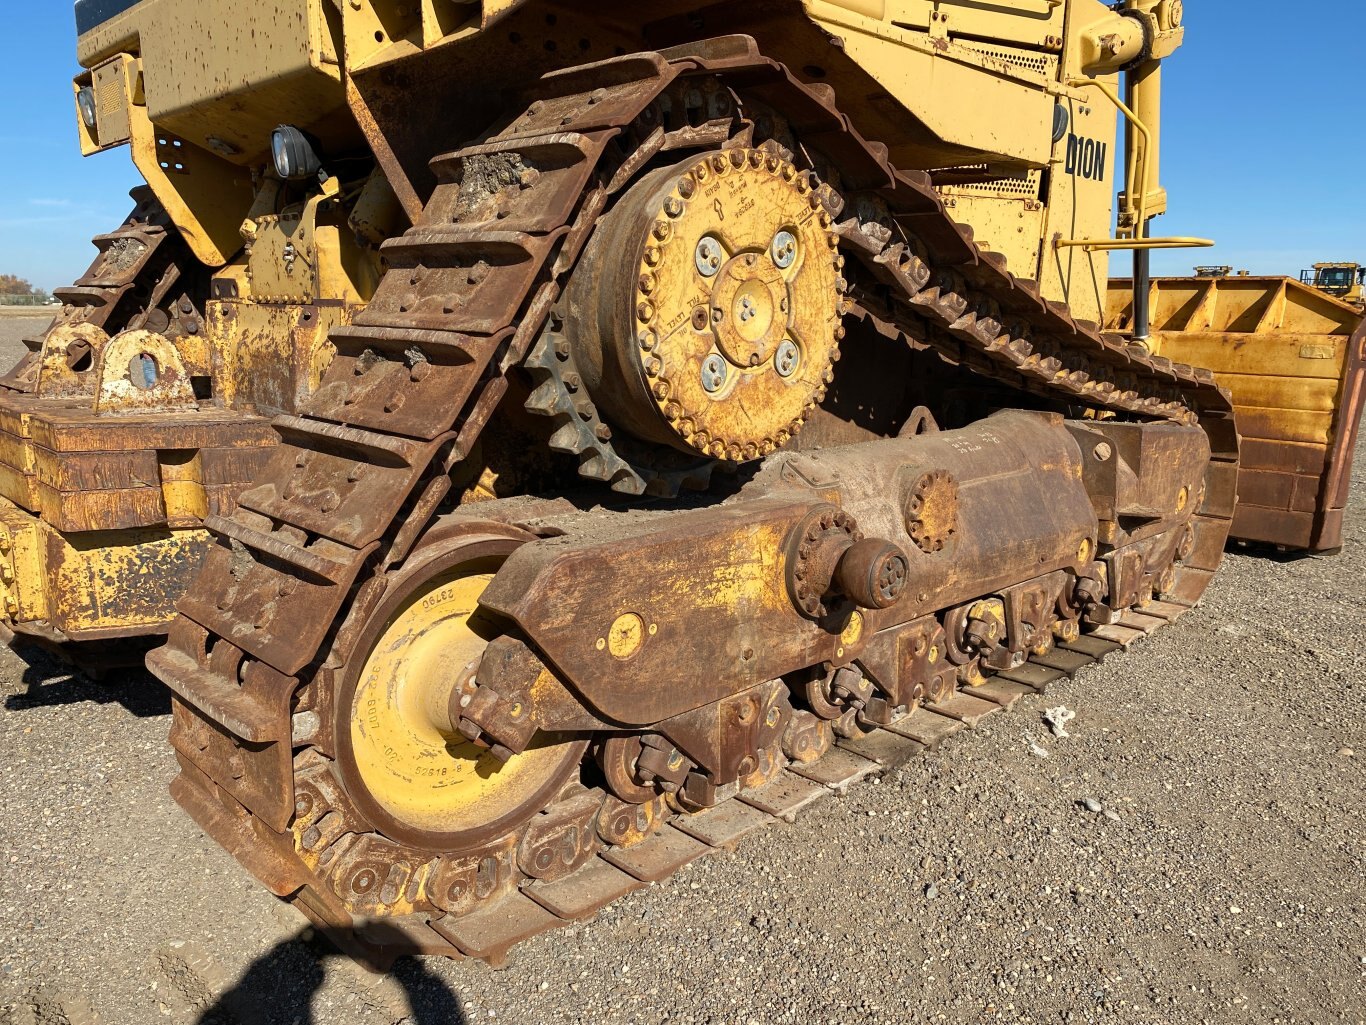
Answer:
[
  {"left": 271, "top": 125, "right": 322, "bottom": 181},
  {"left": 1051, "top": 102, "right": 1070, "bottom": 144},
  {"left": 77, "top": 87, "right": 98, "bottom": 131}
]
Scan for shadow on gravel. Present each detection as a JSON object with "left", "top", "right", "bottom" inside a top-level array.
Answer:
[
  {"left": 3, "top": 646, "right": 171, "bottom": 718},
  {"left": 196, "top": 927, "right": 466, "bottom": 1025},
  {"left": 1226, "top": 539, "right": 1332, "bottom": 563}
]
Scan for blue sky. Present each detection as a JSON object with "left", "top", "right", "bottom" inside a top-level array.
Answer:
[{"left": 1, "top": 3, "right": 1361, "bottom": 291}]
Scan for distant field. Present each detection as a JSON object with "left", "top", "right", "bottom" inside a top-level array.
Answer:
[
  {"left": 0, "top": 306, "right": 57, "bottom": 317},
  {"left": 0, "top": 311, "right": 46, "bottom": 368}
]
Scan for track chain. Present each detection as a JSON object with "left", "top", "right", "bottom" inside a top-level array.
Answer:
[
  {"left": 149, "top": 40, "right": 1239, "bottom": 964},
  {"left": 426, "top": 599, "right": 1191, "bottom": 964}
]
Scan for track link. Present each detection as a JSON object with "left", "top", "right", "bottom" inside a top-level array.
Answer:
[{"left": 148, "top": 39, "right": 1238, "bottom": 964}]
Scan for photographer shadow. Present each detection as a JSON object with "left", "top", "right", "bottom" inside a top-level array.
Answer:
[{"left": 196, "top": 925, "right": 466, "bottom": 1025}]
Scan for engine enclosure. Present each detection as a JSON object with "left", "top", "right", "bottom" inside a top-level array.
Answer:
[{"left": 73, "top": 0, "right": 1149, "bottom": 321}]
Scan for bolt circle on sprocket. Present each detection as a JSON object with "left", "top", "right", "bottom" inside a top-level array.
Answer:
[
  {"left": 555, "top": 147, "right": 845, "bottom": 473},
  {"left": 636, "top": 149, "right": 844, "bottom": 460}
]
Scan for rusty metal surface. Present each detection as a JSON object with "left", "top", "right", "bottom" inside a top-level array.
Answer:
[
  {"left": 0, "top": 149, "right": 400, "bottom": 651},
  {"left": 146, "top": 43, "right": 1241, "bottom": 965},
  {"left": 0, "top": 192, "right": 280, "bottom": 646},
  {"left": 478, "top": 412, "right": 1117, "bottom": 727}
]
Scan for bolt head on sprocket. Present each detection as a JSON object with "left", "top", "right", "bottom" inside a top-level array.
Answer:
[{"left": 561, "top": 148, "right": 845, "bottom": 468}]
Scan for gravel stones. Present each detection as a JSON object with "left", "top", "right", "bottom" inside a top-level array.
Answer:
[{"left": 0, "top": 316, "right": 1362, "bottom": 1025}]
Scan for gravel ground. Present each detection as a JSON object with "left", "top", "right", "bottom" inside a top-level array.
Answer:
[{"left": 0, "top": 312, "right": 1362, "bottom": 1025}]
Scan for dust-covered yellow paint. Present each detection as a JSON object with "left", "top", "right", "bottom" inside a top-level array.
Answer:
[
  {"left": 349, "top": 568, "right": 574, "bottom": 837},
  {"left": 0, "top": 496, "right": 211, "bottom": 636}
]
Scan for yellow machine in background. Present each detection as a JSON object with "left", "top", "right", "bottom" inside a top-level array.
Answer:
[{"left": 1300, "top": 262, "right": 1365, "bottom": 310}]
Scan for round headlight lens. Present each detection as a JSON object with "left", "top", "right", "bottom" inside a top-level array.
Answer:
[
  {"left": 77, "top": 87, "right": 98, "bottom": 131},
  {"left": 271, "top": 125, "right": 322, "bottom": 181},
  {"left": 271, "top": 129, "right": 293, "bottom": 179}
]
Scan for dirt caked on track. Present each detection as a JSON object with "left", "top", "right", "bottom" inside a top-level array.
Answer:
[{"left": 139, "top": 40, "right": 1240, "bottom": 967}]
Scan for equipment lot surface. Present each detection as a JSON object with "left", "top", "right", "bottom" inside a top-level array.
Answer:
[{"left": 0, "top": 312, "right": 1361, "bottom": 1025}]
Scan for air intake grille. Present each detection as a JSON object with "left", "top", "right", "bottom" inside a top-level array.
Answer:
[
  {"left": 935, "top": 167, "right": 1042, "bottom": 199},
  {"left": 960, "top": 43, "right": 1057, "bottom": 79}
]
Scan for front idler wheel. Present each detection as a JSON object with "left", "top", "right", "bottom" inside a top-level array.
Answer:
[{"left": 335, "top": 537, "right": 588, "bottom": 856}]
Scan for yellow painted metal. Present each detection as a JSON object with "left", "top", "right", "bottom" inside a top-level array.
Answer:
[
  {"left": 1056, "top": 237, "right": 1213, "bottom": 251},
  {"left": 36, "top": 323, "right": 108, "bottom": 399},
  {"left": 1064, "top": 75, "right": 1157, "bottom": 233},
  {"left": 203, "top": 301, "right": 348, "bottom": 416},
  {"left": 73, "top": 51, "right": 255, "bottom": 265},
  {"left": 240, "top": 185, "right": 379, "bottom": 306},
  {"left": 348, "top": 567, "right": 579, "bottom": 837},
  {"left": 0, "top": 496, "right": 212, "bottom": 638},
  {"left": 126, "top": 87, "right": 255, "bottom": 268},
  {"left": 607, "top": 613, "right": 646, "bottom": 659},
  {"left": 94, "top": 330, "right": 196, "bottom": 415},
  {"left": 157, "top": 451, "right": 209, "bottom": 527},
  {"left": 91, "top": 54, "right": 138, "bottom": 149},
  {"left": 1122, "top": 1, "right": 1186, "bottom": 218},
  {"left": 1107, "top": 275, "right": 1366, "bottom": 550},
  {"left": 0, "top": 502, "right": 46, "bottom": 623},
  {"left": 819, "top": 0, "right": 1067, "bottom": 51},
  {"left": 73, "top": 55, "right": 141, "bottom": 157},
  {"left": 73, "top": 73, "right": 100, "bottom": 157},
  {"left": 207, "top": 189, "right": 377, "bottom": 413},
  {"left": 804, "top": 1, "right": 1063, "bottom": 167},
  {"left": 631, "top": 151, "right": 843, "bottom": 460},
  {"left": 74, "top": 1, "right": 346, "bottom": 266},
  {"left": 77, "top": 0, "right": 344, "bottom": 158}
]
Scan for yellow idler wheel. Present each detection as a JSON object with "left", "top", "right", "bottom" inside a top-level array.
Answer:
[{"left": 338, "top": 536, "right": 586, "bottom": 852}]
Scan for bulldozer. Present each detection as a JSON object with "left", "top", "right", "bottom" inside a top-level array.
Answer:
[
  {"left": 1300, "top": 262, "right": 1365, "bottom": 310},
  {"left": 2, "top": 0, "right": 1360, "bottom": 963}
]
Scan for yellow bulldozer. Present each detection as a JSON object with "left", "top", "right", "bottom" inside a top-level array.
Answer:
[
  {"left": 2, "top": 0, "right": 1362, "bottom": 963},
  {"left": 1300, "top": 262, "right": 1365, "bottom": 310}
]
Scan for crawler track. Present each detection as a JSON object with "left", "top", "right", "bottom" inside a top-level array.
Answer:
[
  {"left": 1, "top": 188, "right": 193, "bottom": 396},
  {"left": 148, "top": 39, "right": 1238, "bottom": 964}
]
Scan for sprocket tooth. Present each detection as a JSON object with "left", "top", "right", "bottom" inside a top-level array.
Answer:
[
  {"left": 582, "top": 446, "right": 636, "bottom": 488},
  {"left": 523, "top": 342, "right": 553, "bottom": 370},
  {"left": 680, "top": 464, "right": 716, "bottom": 492},
  {"left": 526, "top": 378, "right": 568, "bottom": 415},
  {"left": 549, "top": 423, "right": 588, "bottom": 454},
  {"left": 641, "top": 474, "right": 677, "bottom": 498},
  {"left": 579, "top": 454, "right": 613, "bottom": 481},
  {"left": 610, "top": 471, "right": 647, "bottom": 496}
]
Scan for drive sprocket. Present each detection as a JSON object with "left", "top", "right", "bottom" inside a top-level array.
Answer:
[{"left": 524, "top": 146, "right": 846, "bottom": 494}]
